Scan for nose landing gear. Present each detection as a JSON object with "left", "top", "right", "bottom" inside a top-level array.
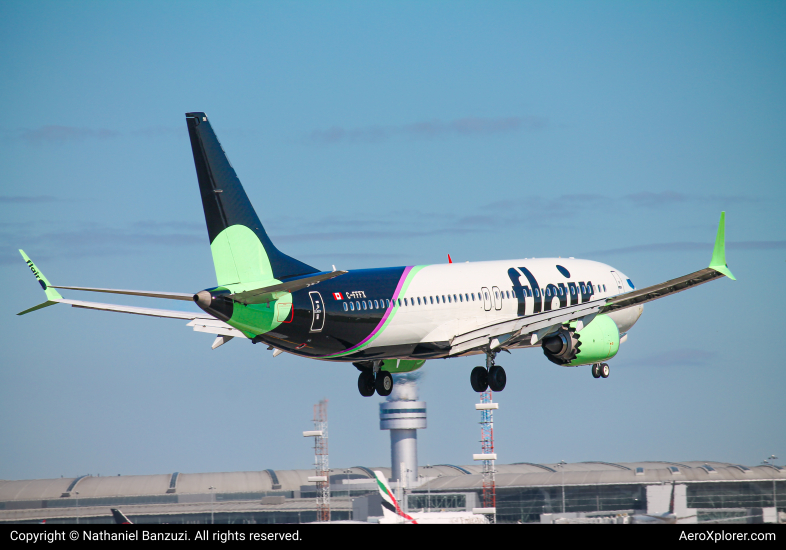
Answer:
[
  {"left": 591, "top": 363, "right": 610, "bottom": 378},
  {"left": 470, "top": 350, "right": 507, "bottom": 392}
]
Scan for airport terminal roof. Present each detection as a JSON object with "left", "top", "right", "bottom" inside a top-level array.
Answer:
[{"left": 1, "top": 461, "right": 783, "bottom": 505}]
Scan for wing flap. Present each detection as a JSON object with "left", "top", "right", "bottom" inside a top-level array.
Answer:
[
  {"left": 187, "top": 318, "right": 248, "bottom": 338},
  {"left": 58, "top": 298, "right": 213, "bottom": 320},
  {"left": 449, "top": 300, "right": 605, "bottom": 356}
]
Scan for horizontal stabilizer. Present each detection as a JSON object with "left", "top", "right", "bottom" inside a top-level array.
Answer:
[{"left": 228, "top": 270, "right": 348, "bottom": 304}]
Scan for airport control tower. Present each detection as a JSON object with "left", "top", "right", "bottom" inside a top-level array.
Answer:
[{"left": 379, "top": 376, "right": 426, "bottom": 488}]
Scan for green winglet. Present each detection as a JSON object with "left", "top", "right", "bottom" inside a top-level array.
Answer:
[
  {"left": 19, "top": 250, "right": 63, "bottom": 301},
  {"left": 708, "top": 212, "right": 736, "bottom": 280}
]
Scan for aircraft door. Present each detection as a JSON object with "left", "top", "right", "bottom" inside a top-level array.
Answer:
[
  {"left": 492, "top": 286, "right": 502, "bottom": 311},
  {"left": 610, "top": 271, "right": 623, "bottom": 292},
  {"left": 481, "top": 287, "right": 492, "bottom": 311},
  {"left": 309, "top": 291, "right": 325, "bottom": 332}
]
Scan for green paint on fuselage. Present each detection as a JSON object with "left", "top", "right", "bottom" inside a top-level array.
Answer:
[
  {"left": 229, "top": 298, "right": 291, "bottom": 338},
  {"left": 380, "top": 359, "right": 426, "bottom": 373}
]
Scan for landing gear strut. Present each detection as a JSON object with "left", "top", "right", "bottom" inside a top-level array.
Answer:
[
  {"left": 356, "top": 361, "right": 394, "bottom": 397},
  {"left": 591, "top": 363, "right": 610, "bottom": 379},
  {"left": 470, "top": 350, "right": 507, "bottom": 392}
]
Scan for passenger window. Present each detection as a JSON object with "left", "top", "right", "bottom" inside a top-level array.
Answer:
[
  {"left": 465, "top": 293, "right": 469, "bottom": 301},
  {"left": 534, "top": 289, "right": 539, "bottom": 297},
  {"left": 349, "top": 302, "right": 354, "bottom": 311},
  {"left": 459, "top": 294, "right": 463, "bottom": 302},
  {"left": 448, "top": 295, "right": 452, "bottom": 303},
  {"left": 356, "top": 301, "right": 361, "bottom": 310},
  {"left": 603, "top": 285, "right": 606, "bottom": 292},
  {"left": 374, "top": 300, "right": 379, "bottom": 309},
  {"left": 429, "top": 296, "right": 433, "bottom": 304},
  {"left": 484, "top": 291, "right": 489, "bottom": 300},
  {"left": 453, "top": 294, "right": 457, "bottom": 302},
  {"left": 417, "top": 297, "right": 421, "bottom": 305},
  {"left": 580, "top": 284, "right": 586, "bottom": 293},
  {"left": 397, "top": 299, "right": 401, "bottom": 307},
  {"left": 343, "top": 302, "right": 348, "bottom": 311},
  {"left": 363, "top": 301, "right": 368, "bottom": 310}
]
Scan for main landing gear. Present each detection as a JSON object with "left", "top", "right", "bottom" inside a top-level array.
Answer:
[
  {"left": 357, "top": 362, "right": 393, "bottom": 397},
  {"left": 470, "top": 351, "right": 507, "bottom": 392},
  {"left": 591, "top": 363, "right": 610, "bottom": 379}
]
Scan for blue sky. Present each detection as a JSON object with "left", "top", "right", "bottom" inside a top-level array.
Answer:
[{"left": 1, "top": 1, "right": 784, "bottom": 481}]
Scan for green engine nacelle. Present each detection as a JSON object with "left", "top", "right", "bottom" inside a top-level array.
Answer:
[
  {"left": 380, "top": 359, "right": 426, "bottom": 373},
  {"left": 542, "top": 314, "right": 620, "bottom": 366}
]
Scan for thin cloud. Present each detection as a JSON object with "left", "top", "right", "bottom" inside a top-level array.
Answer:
[
  {"left": 0, "top": 195, "right": 60, "bottom": 204},
  {"left": 589, "top": 240, "right": 786, "bottom": 256},
  {"left": 306, "top": 116, "right": 547, "bottom": 145},
  {"left": 623, "top": 191, "right": 762, "bottom": 208},
  {"left": 20, "top": 125, "right": 119, "bottom": 144},
  {"left": 632, "top": 348, "right": 717, "bottom": 367}
]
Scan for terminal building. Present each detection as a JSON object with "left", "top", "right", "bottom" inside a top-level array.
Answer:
[{"left": 1, "top": 461, "right": 783, "bottom": 524}]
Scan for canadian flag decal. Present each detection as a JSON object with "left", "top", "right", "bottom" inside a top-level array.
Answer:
[{"left": 333, "top": 292, "right": 343, "bottom": 300}]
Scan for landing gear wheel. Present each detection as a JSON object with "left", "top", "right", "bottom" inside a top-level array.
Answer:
[
  {"left": 358, "top": 371, "right": 375, "bottom": 397},
  {"left": 591, "top": 364, "right": 601, "bottom": 378},
  {"left": 375, "top": 371, "right": 394, "bottom": 396},
  {"left": 600, "top": 363, "right": 610, "bottom": 378},
  {"left": 470, "top": 366, "right": 489, "bottom": 392},
  {"left": 488, "top": 365, "right": 507, "bottom": 391}
]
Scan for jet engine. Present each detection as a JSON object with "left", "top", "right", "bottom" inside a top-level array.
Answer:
[{"left": 542, "top": 314, "right": 620, "bottom": 366}]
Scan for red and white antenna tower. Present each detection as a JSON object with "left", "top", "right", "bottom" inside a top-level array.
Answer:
[
  {"left": 474, "top": 390, "right": 497, "bottom": 523},
  {"left": 304, "top": 399, "right": 330, "bottom": 522}
]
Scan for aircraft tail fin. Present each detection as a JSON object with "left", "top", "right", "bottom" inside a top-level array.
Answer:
[
  {"left": 185, "top": 112, "right": 318, "bottom": 286},
  {"left": 373, "top": 470, "right": 417, "bottom": 524},
  {"left": 111, "top": 508, "right": 133, "bottom": 524}
]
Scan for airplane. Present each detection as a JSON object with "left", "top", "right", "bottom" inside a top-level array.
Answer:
[
  {"left": 18, "top": 112, "right": 736, "bottom": 397},
  {"left": 373, "top": 471, "right": 488, "bottom": 524},
  {"left": 630, "top": 482, "right": 696, "bottom": 524}
]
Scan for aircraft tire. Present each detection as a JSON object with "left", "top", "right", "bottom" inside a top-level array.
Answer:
[
  {"left": 470, "top": 366, "right": 489, "bottom": 392},
  {"left": 600, "top": 363, "right": 610, "bottom": 378},
  {"left": 591, "top": 364, "right": 601, "bottom": 378},
  {"left": 375, "top": 371, "right": 394, "bottom": 397},
  {"left": 488, "top": 365, "right": 506, "bottom": 391},
  {"left": 358, "top": 371, "right": 376, "bottom": 397}
]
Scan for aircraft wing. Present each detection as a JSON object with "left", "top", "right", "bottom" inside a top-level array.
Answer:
[
  {"left": 450, "top": 212, "right": 735, "bottom": 356},
  {"left": 49, "top": 285, "right": 194, "bottom": 301},
  {"left": 599, "top": 267, "right": 724, "bottom": 314},
  {"left": 17, "top": 250, "right": 247, "bottom": 345}
]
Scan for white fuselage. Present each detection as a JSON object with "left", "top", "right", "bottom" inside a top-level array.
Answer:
[{"left": 367, "top": 258, "right": 642, "bottom": 353}]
